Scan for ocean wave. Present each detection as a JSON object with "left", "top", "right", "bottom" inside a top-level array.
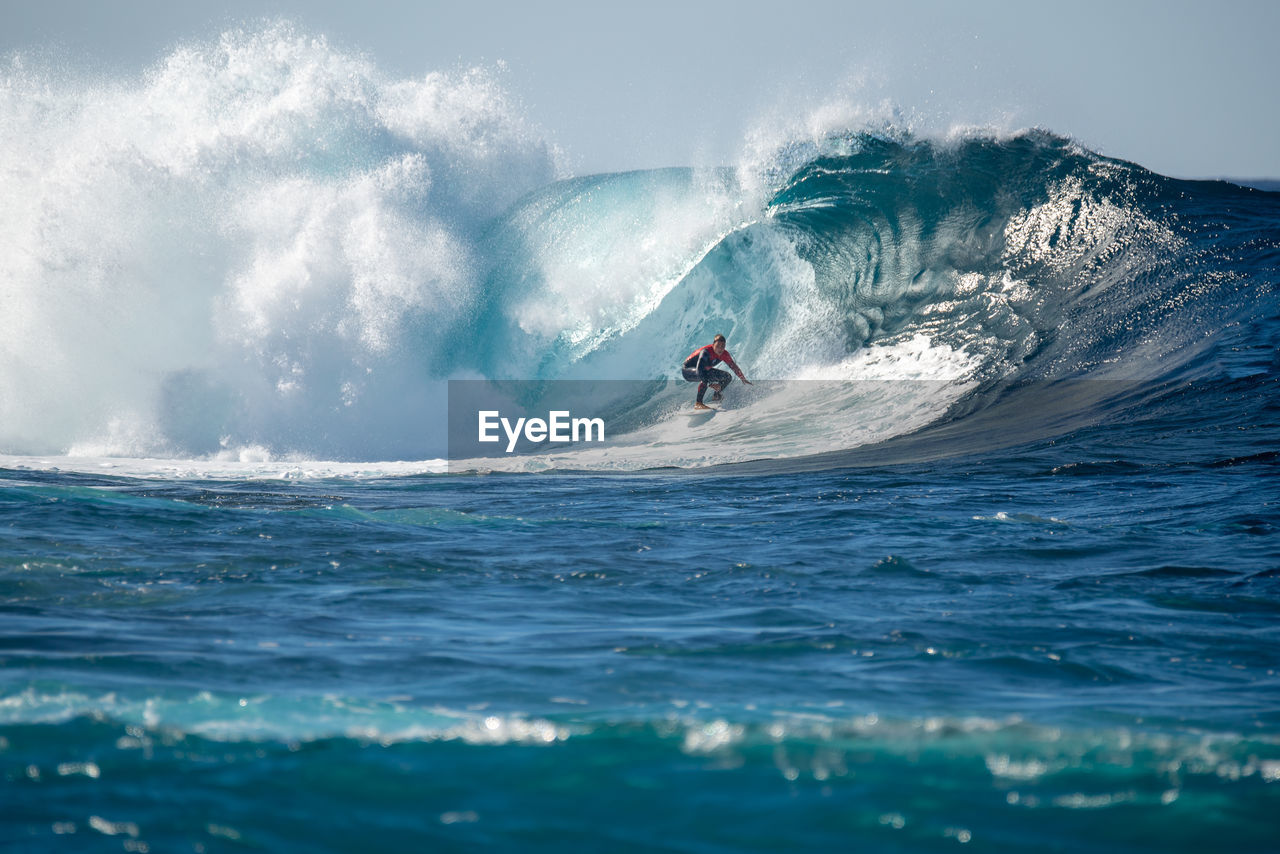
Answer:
[{"left": 2, "top": 24, "right": 1277, "bottom": 467}]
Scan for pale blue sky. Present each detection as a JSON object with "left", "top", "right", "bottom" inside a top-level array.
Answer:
[{"left": 5, "top": 0, "right": 1278, "bottom": 178}]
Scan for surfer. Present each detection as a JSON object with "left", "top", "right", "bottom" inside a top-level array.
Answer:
[{"left": 682, "top": 334, "right": 751, "bottom": 410}]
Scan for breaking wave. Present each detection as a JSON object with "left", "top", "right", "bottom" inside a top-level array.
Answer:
[{"left": 2, "top": 24, "right": 1277, "bottom": 467}]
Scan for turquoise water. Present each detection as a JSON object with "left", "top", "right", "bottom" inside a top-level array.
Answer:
[{"left": 3, "top": 24, "right": 1279, "bottom": 852}]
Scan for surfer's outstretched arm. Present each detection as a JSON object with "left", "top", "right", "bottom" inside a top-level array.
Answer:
[{"left": 719, "top": 352, "right": 751, "bottom": 385}]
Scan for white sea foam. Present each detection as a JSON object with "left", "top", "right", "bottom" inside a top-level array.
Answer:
[
  {"left": 0, "top": 24, "right": 557, "bottom": 460},
  {"left": 0, "top": 453, "right": 447, "bottom": 481},
  {"left": 3, "top": 683, "right": 1268, "bottom": 793}
]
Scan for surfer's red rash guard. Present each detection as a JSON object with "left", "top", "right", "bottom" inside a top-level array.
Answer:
[{"left": 683, "top": 345, "right": 746, "bottom": 380}]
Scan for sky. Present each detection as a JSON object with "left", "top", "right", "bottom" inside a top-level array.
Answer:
[{"left": 4, "top": 0, "right": 1278, "bottom": 178}]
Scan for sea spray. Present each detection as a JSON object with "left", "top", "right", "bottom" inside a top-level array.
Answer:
[{"left": 0, "top": 24, "right": 558, "bottom": 459}]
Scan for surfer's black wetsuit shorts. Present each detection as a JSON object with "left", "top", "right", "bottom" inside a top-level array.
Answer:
[{"left": 682, "top": 366, "right": 732, "bottom": 388}]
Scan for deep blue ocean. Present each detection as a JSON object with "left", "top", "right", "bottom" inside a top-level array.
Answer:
[{"left": 3, "top": 25, "right": 1279, "bottom": 852}]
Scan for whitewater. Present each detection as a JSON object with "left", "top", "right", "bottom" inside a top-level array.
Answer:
[{"left": 3, "top": 24, "right": 1279, "bottom": 853}]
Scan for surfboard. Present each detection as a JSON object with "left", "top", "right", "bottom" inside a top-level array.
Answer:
[{"left": 681, "top": 406, "right": 719, "bottom": 416}]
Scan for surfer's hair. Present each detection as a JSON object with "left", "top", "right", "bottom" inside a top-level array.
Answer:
[{"left": 713, "top": 334, "right": 726, "bottom": 344}]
